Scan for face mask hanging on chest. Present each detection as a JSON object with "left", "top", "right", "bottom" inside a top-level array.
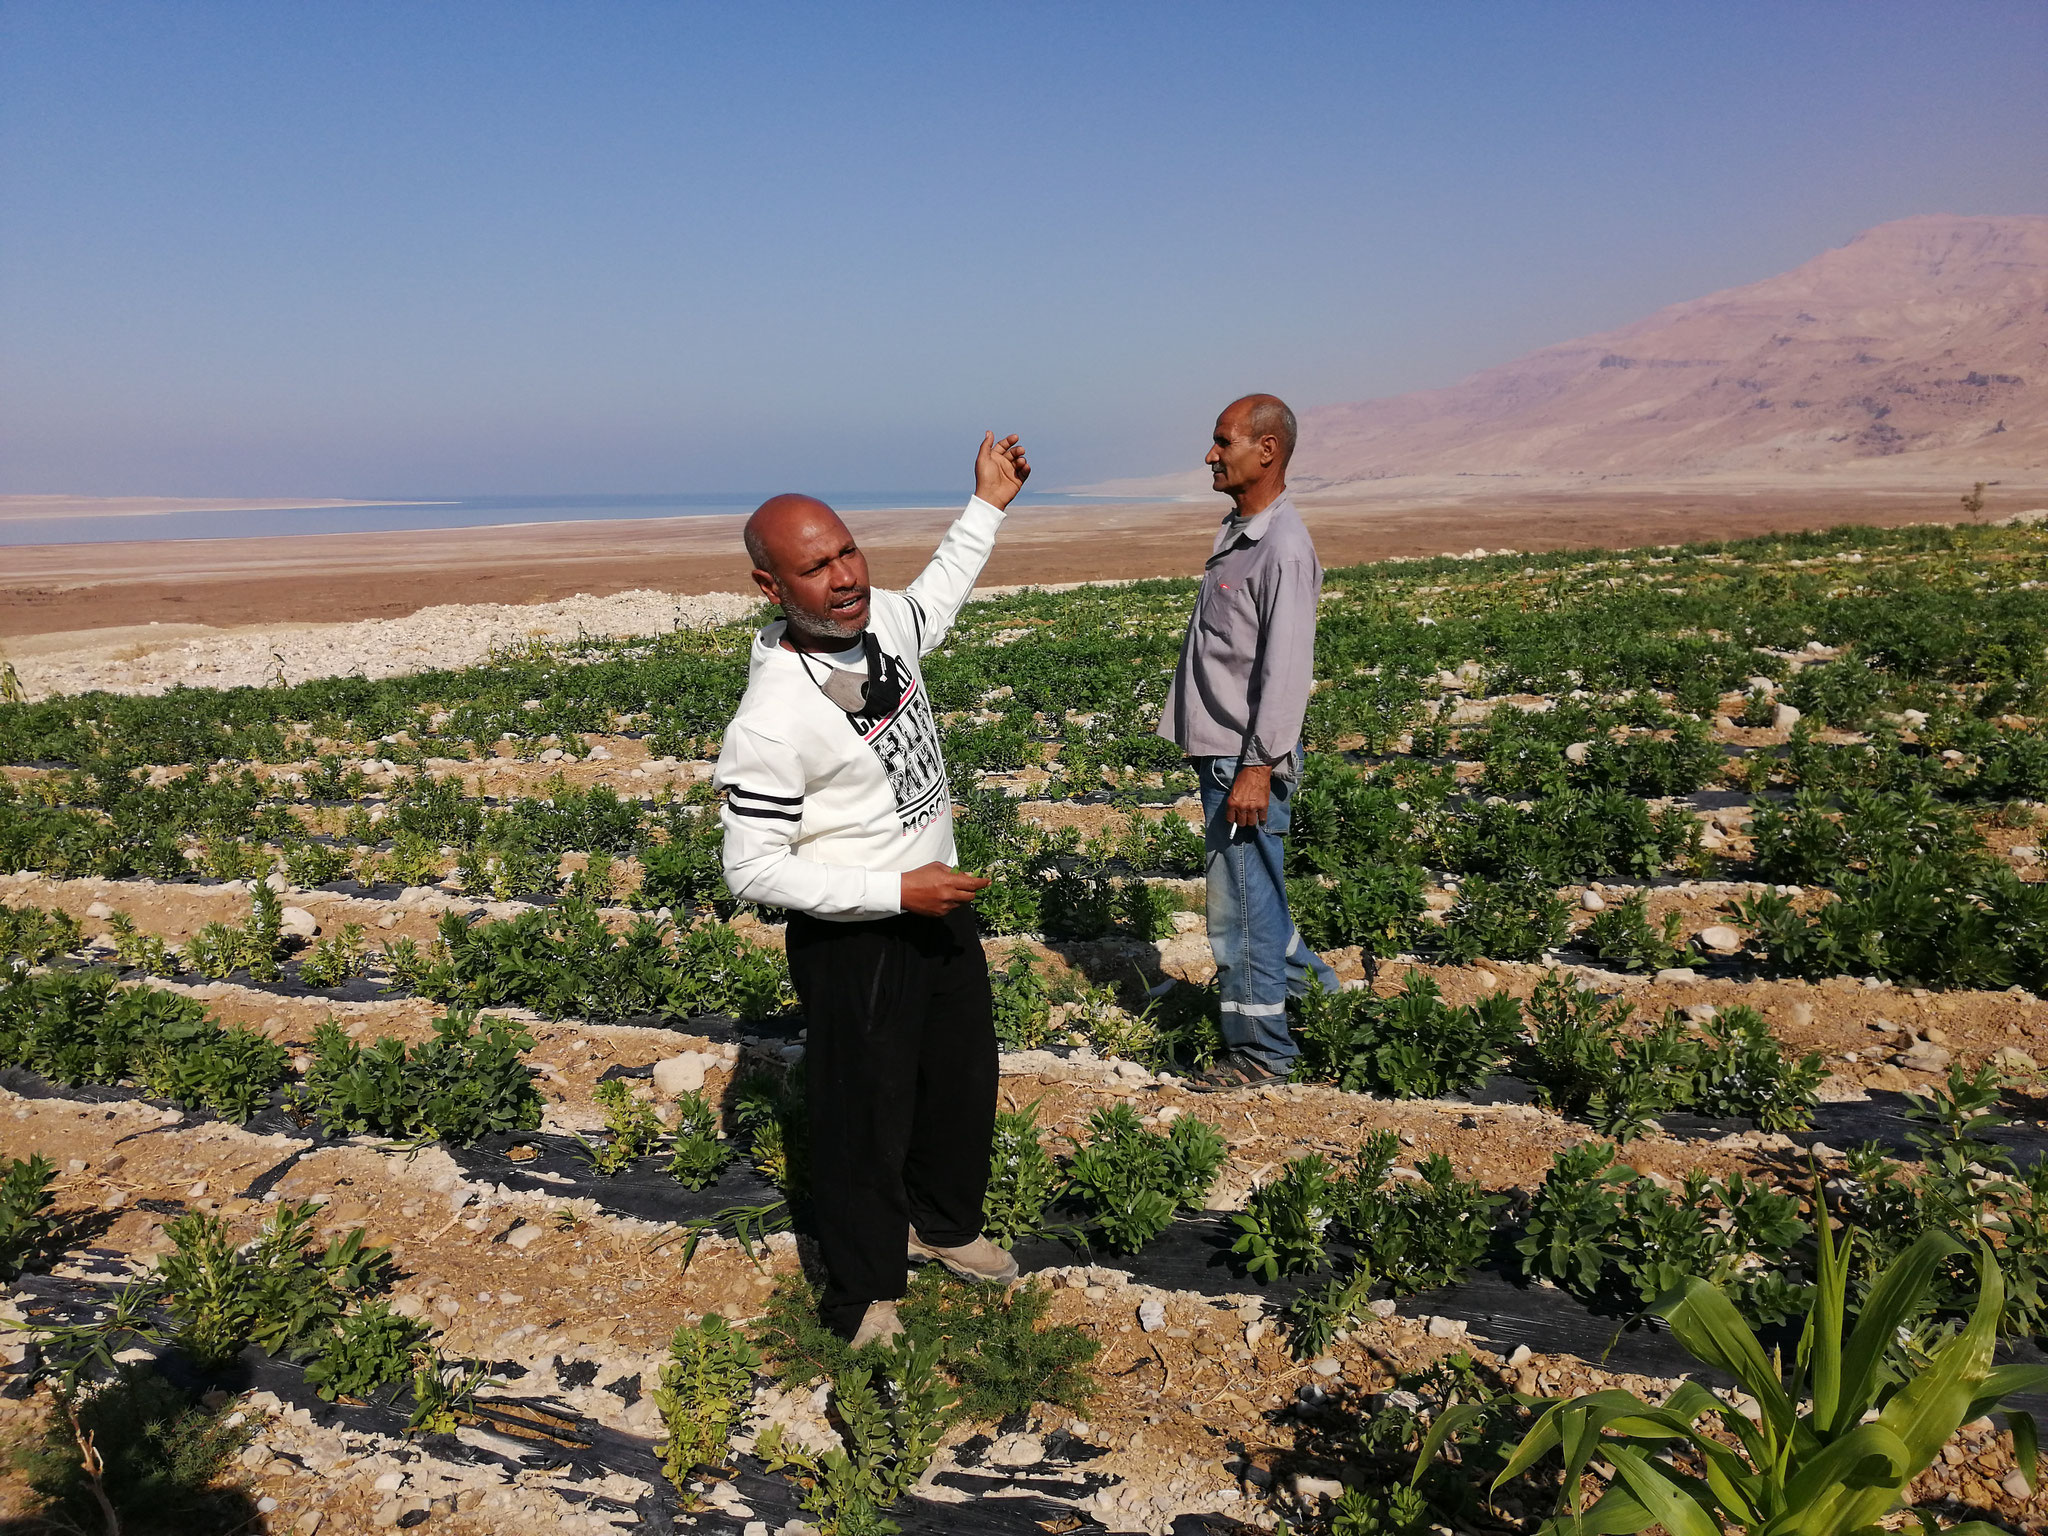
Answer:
[{"left": 806, "top": 631, "right": 907, "bottom": 722}]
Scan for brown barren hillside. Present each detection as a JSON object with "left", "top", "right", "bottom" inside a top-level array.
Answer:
[{"left": 1291, "top": 213, "right": 2048, "bottom": 488}]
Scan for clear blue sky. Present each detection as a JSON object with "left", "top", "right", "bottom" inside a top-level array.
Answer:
[{"left": 4, "top": 1, "right": 2044, "bottom": 497}]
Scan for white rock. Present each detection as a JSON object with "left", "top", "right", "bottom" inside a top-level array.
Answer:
[
  {"left": 2003, "top": 1470, "right": 2032, "bottom": 1499},
  {"left": 1366, "top": 1299, "right": 1397, "bottom": 1318},
  {"left": 1508, "top": 1344, "right": 1533, "bottom": 1367},
  {"left": 1137, "top": 1299, "right": 1167, "bottom": 1333},
  {"left": 1993, "top": 1046, "right": 2039, "bottom": 1072},
  {"left": 85, "top": 901, "right": 114, "bottom": 919},
  {"left": 1695, "top": 925, "right": 1744, "bottom": 954},
  {"left": 279, "top": 907, "right": 319, "bottom": 939},
  {"left": 1745, "top": 676, "right": 1778, "bottom": 696},
  {"left": 988, "top": 1433, "right": 1045, "bottom": 1468},
  {"left": 1896, "top": 1045, "right": 1953, "bottom": 1072},
  {"left": 1295, "top": 1473, "right": 1346, "bottom": 1503},
  {"left": 1310, "top": 1356, "right": 1342, "bottom": 1376},
  {"left": 652, "top": 1052, "right": 717, "bottom": 1097},
  {"left": 1426, "top": 1316, "right": 1466, "bottom": 1339},
  {"left": 1654, "top": 967, "right": 1702, "bottom": 984},
  {"left": 1563, "top": 741, "right": 1592, "bottom": 764},
  {"left": 506, "top": 1224, "right": 543, "bottom": 1251},
  {"left": 1579, "top": 889, "right": 1605, "bottom": 912},
  {"left": 1772, "top": 703, "right": 1803, "bottom": 730}
]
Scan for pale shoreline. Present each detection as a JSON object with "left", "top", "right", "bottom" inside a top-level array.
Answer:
[
  {"left": 0, "top": 494, "right": 433, "bottom": 522},
  {"left": 5, "top": 477, "right": 2044, "bottom": 643}
]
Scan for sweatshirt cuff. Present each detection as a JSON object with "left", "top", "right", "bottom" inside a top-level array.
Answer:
[
  {"left": 872, "top": 868, "right": 903, "bottom": 916},
  {"left": 965, "top": 494, "right": 1009, "bottom": 522}
]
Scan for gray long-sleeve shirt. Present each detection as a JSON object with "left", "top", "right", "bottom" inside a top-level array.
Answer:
[{"left": 1156, "top": 492, "right": 1323, "bottom": 774}]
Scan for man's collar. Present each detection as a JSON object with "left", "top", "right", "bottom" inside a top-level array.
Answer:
[{"left": 1223, "top": 492, "right": 1290, "bottom": 543}]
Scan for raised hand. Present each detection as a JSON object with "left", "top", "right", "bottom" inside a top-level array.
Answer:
[{"left": 973, "top": 431, "right": 1031, "bottom": 510}]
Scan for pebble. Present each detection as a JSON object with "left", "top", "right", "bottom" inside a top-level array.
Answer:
[
  {"left": 1137, "top": 1299, "right": 1166, "bottom": 1333},
  {"left": 1310, "top": 1356, "right": 1342, "bottom": 1377},
  {"left": 988, "top": 1433, "right": 1046, "bottom": 1468},
  {"left": 1694, "top": 925, "right": 1744, "bottom": 954},
  {"left": 652, "top": 1051, "right": 718, "bottom": 1096},
  {"left": 1579, "top": 889, "right": 1604, "bottom": 912},
  {"left": 85, "top": 900, "right": 114, "bottom": 919},
  {"left": 1655, "top": 968, "right": 1702, "bottom": 984},
  {"left": 279, "top": 907, "right": 320, "bottom": 939},
  {"left": 1773, "top": 703, "right": 1802, "bottom": 730}
]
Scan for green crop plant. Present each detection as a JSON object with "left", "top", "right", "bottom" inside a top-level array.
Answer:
[
  {"left": 895, "top": 1270, "right": 1098, "bottom": 1422},
  {"left": 582, "top": 1078, "right": 666, "bottom": 1174},
  {"left": 1293, "top": 972, "right": 1523, "bottom": 1099},
  {"left": 0, "top": 1153, "right": 58, "bottom": 1281},
  {"left": 376, "top": 933, "right": 441, "bottom": 992},
  {"left": 1436, "top": 869, "right": 1571, "bottom": 963},
  {"left": 1583, "top": 890, "right": 1699, "bottom": 973},
  {"left": 365, "top": 830, "right": 445, "bottom": 889},
  {"left": 1517, "top": 1144, "right": 1810, "bottom": 1324},
  {"left": 179, "top": 920, "right": 246, "bottom": 981},
  {"left": 1063, "top": 986, "right": 1165, "bottom": 1066},
  {"left": 1234, "top": 1153, "right": 1343, "bottom": 1282},
  {"left": 240, "top": 882, "right": 286, "bottom": 982},
  {"left": 1688, "top": 1004, "right": 1826, "bottom": 1130},
  {"left": 654, "top": 1312, "right": 760, "bottom": 1492},
  {"left": 1729, "top": 851, "right": 2048, "bottom": 992},
  {"left": 198, "top": 834, "right": 269, "bottom": 883},
  {"left": 1063, "top": 1102, "right": 1225, "bottom": 1252},
  {"left": 1491, "top": 1210, "right": 2048, "bottom": 1536},
  {"left": 0, "top": 903, "right": 82, "bottom": 964},
  {"left": 989, "top": 944, "right": 1056, "bottom": 1050},
  {"left": 283, "top": 836, "right": 355, "bottom": 887},
  {"left": 302, "top": 1299, "right": 431, "bottom": 1402},
  {"left": 297, "top": 921, "right": 370, "bottom": 988},
  {"left": 666, "top": 1087, "right": 732, "bottom": 1190},
  {"left": 982, "top": 1100, "right": 1067, "bottom": 1249},
  {"left": 0, "top": 971, "right": 286, "bottom": 1120},
  {"left": 406, "top": 1351, "right": 490, "bottom": 1437},
  {"left": 155, "top": 1202, "right": 393, "bottom": 1371},
  {"left": 1516, "top": 973, "right": 1821, "bottom": 1137},
  {"left": 1282, "top": 1260, "right": 1378, "bottom": 1361},
  {"left": 732, "top": 1066, "right": 808, "bottom": 1200},
  {"left": 133, "top": 1022, "right": 288, "bottom": 1121},
  {"left": 107, "top": 911, "right": 180, "bottom": 977},
  {"left": 424, "top": 902, "right": 792, "bottom": 1022},
  {"left": 758, "top": 1333, "right": 958, "bottom": 1536},
  {"left": 1292, "top": 862, "right": 1428, "bottom": 959},
  {"left": 1351, "top": 1149, "right": 1503, "bottom": 1294},
  {"left": 300, "top": 1007, "right": 543, "bottom": 1143},
  {"left": 565, "top": 850, "right": 620, "bottom": 903}
]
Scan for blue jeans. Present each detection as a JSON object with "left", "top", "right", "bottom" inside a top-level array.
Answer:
[{"left": 1196, "top": 755, "right": 1338, "bottom": 1072}]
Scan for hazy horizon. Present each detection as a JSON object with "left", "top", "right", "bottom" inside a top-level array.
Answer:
[{"left": 4, "top": 2, "right": 2045, "bottom": 499}]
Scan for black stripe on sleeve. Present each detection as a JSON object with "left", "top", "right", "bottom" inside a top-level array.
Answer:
[
  {"left": 907, "top": 595, "right": 926, "bottom": 649},
  {"left": 729, "top": 803, "right": 802, "bottom": 822},
  {"left": 728, "top": 785, "right": 804, "bottom": 806}
]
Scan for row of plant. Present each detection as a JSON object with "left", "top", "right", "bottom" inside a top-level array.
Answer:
[
  {"left": 7, "top": 523, "right": 2046, "bottom": 780},
  {"left": 2, "top": 1197, "right": 488, "bottom": 1532}
]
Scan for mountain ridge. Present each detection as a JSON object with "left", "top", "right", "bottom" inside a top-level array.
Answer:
[{"left": 1087, "top": 215, "right": 2047, "bottom": 497}]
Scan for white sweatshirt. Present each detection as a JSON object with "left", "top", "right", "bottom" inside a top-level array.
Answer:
[{"left": 713, "top": 496, "right": 1007, "bottom": 920}]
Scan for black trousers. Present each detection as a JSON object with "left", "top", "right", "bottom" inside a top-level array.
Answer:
[{"left": 785, "top": 904, "right": 998, "bottom": 1336}]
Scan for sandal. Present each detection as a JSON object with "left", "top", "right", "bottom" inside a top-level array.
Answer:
[{"left": 1185, "top": 1051, "right": 1284, "bottom": 1094}]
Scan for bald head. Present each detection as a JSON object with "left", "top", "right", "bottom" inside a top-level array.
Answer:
[
  {"left": 744, "top": 493, "right": 873, "bottom": 645},
  {"left": 1224, "top": 394, "right": 1296, "bottom": 468},
  {"left": 744, "top": 493, "right": 846, "bottom": 578}
]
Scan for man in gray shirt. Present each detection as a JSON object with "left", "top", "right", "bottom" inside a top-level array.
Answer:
[{"left": 1158, "top": 393, "right": 1338, "bottom": 1089}]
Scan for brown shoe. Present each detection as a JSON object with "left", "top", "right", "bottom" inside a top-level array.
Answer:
[
  {"left": 907, "top": 1231, "right": 1021, "bottom": 1284},
  {"left": 850, "top": 1300, "right": 905, "bottom": 1349}
]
